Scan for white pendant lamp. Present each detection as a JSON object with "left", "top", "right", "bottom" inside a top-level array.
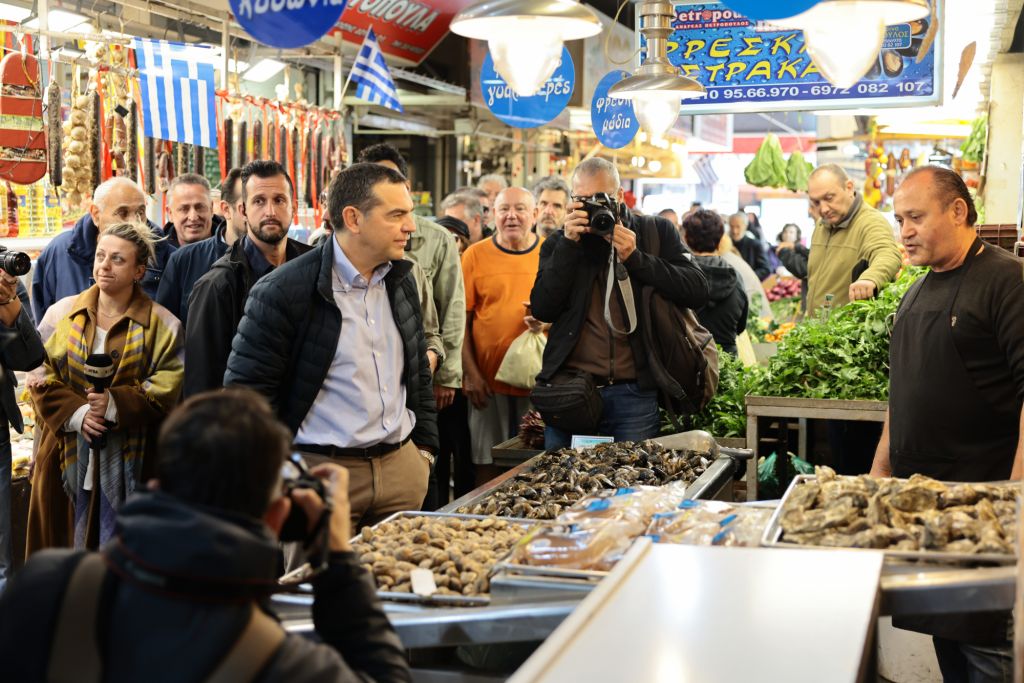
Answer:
[
  {"left": 607, "top": 0, "right": 704, "bottom": 141},
  {"left": 451, "top": 0, "right": 602, "bottom": 97},
  {"left": 789, "top": 0, "right": 931, "bottom": 88}
]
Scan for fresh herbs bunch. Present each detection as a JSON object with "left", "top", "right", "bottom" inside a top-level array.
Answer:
[{"left": 755, "top": 267, "right": 926, "bottom": 401}]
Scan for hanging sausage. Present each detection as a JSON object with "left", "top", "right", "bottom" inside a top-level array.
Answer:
[{"left": 0, "top": 52, "right": 47, "bottom": 185}]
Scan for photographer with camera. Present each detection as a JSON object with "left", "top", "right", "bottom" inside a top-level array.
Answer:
[
  {"left": 0, "top": 266, "right": 45, "bottom": 594},
  {"left": 0, "top": 388, "right": 411, "bottom": 682},
  {"left": 530, "top": 158, "right": 709, "bottom": 450}
]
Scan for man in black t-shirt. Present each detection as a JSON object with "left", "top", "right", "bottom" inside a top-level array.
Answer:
[{"left": 870, "top": 166, "right": 1024, "bottom": 683}]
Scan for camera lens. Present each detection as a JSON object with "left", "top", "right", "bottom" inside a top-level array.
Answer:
[
  {"left": 590, "top": 209, "right": 616, "bottom": 236},
  {"left": 0, "top": 251, "right": 30, "bottom": 277}
]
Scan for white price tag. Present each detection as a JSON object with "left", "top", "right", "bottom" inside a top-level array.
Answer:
[
  {"left": 571, "top": 435, "right": 614, "bottom": 451},
  {"left": 410, "top": 568, "right": 438, "bottom": 597}
]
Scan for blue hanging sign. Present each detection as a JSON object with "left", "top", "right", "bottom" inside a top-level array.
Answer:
[
  {"left": 230, "top": 0, "right": 348, "bottom": 49},
  {"left": 591, "top": 71, "right": 639, "bottom": 149},
  {"left": 720, "top": 0, "right": 819, "bottom": 21},
  {"left": 481, "top": 47, "right": 575, "bottom": 129}
]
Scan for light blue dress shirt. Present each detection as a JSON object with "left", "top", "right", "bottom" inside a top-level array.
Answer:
[{"left": 295, "top": 242, "right": 415, "bottom": 448}]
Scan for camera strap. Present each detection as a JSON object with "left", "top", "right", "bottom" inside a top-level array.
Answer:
[{"left": 604, "top": 247, "right": 637, "bottom": 336}]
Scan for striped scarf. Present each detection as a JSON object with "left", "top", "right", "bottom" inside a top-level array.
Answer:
[{"left": 61, "top": 309, "right": 148, "bottom": 502}]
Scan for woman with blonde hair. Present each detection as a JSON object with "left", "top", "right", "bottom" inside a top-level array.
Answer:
[{"left": 27, "top": 222, "right": 183, "bottom": 552}]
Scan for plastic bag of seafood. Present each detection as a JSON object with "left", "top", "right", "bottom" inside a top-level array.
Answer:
[
  {"left": 506, "top": 484, "right": 691, "bottom": 571},
  {"left": 646, "top": 500, "right": 772, "bottom": 547}
]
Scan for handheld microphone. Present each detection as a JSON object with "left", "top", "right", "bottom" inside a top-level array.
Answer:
[{"left": 83, "top": 353, "right": 115, "bottom": 448}]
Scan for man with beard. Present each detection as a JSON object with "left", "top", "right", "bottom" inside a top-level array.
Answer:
[
  {"left": 184, "top": 160, "right": 312, "bottom": 396},
  {"left": 533, "top": 176, "right": 571, "bottom": 239}
]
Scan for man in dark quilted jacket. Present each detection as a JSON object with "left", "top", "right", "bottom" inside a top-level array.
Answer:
[{"left": 225, "top": 163, "right": 438, "bottom": 528}]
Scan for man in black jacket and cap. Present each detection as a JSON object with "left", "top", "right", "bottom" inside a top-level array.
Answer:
[
  {"left": 0, "top": 388, "right": 411, "bottom": 682},
  {"left": 225, "top": 163, "right": 438, "bottom": 528},
  {"left": 531, "top": 157, "right": 709, "bottom": 450},
  {"left": 184, "top": 161, "right": 311, "bottom": 398},
  {"left": 156, "top": 168, "right": 244, "bottom": 328}
]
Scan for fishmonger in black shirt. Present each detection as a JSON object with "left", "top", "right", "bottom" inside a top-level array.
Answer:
[{"left": 870, "top": 166, "right": 1023, "bottom": 683}]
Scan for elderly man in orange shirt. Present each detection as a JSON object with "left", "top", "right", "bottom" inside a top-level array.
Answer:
[{"left": 462, "top": 186, "right": 543, "bottom": 485}]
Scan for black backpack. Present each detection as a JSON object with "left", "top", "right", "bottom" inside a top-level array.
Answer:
[{"left": 637, "top": 218, "right": 719, "bottom": 425}]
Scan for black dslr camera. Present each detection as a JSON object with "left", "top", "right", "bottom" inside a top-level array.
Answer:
[
  {"left": 278, "top": 453, "right": 332, "bottom": 581},
  {"left": 0, "top": 246, "right": 30, "bottom": 276},
  {"left": 576, "top": 193, "right": 622, "bottom": 237}
]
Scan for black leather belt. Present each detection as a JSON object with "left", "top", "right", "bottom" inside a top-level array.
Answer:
[
  {"left": 294, "top": 436, "right": 411, "bottom": 460},
  {"left": 592, "top": 375, "right": 636, "bottom": 388}
]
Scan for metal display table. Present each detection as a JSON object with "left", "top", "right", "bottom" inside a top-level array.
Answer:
[
  {"left": 509, "top": 539, "right": 885, "bottom": 683},
  {"left": 744, "top": 396, "right": 889, "bottom": 499}
]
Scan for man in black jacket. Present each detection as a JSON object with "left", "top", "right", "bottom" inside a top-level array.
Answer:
[
  {"left": 0, "top": 388, "right": 411, "bottom": 682},
  {"left": 531, "top": 158, "right": 709, "bottom": 450},
  {"left": 225, "top": 163, "right": 437, "bottom": 528},
  {"left": 185, "top": 161, "right": 312, "bottom": 398},
  {"left": 156, "top": 168, "right": 244, "bottom": 328},
  {"left": 728, "top": 212, "right": 771, "bottom": 281}
]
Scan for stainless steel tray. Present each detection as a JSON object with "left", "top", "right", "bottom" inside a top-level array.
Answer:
[
  {"left": 760, "top": 474, "right": 1018, "bottom": 565},
  {"left": 352, "top": 510, "right": 533, "bottom": 606},
  {"left": 444, "top": 432, "right": 740, "bottom": 517},
  {"left": 481, "top": 450, "right": 752, "bottom": 584}
]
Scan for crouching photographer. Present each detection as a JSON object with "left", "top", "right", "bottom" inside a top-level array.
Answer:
[
  {"left": 529, "top": 158, "right": 710, "bottom": 450},
  {"left": 0, "top": 388, "right": 410, "bottom": 683}
]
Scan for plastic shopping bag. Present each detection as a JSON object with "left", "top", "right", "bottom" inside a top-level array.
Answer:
[{"left": 495, "top": 330, "right": 547, "bottom": 389}]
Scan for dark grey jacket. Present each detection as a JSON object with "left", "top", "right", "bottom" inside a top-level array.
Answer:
[
  {"left": 184, "top": 236, "right": 311, "bottom": 398},
  {"left": 0, "top": 491, "right": 410, "bottom": 683},
  {"left": 223, "top": 239, "right": 439, "bottom": 451},
  {"left": 1, "top": 283, "right": 45, "bottom": 432}
]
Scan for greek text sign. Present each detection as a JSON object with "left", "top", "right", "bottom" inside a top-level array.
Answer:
[
  {"left": 666, "top": 1, "right": 941, "bottom": 114},
  {"left": 591, "top": 71, "right": 639, "bottom": 149},
  {"left": 481, "top": 47, "right": 575, "bottom": 128},
  {"left": 231, "top": 0, "right": 347, "bottom": 49}
]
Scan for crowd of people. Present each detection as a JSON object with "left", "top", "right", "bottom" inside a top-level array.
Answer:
[{"left": 0, "top": 147, "right": 1016, "bottom": 680}]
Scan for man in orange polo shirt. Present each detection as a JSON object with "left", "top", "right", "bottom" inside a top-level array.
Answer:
[{"left": 462, "top": 186, "right": 543, "bottom": 485}]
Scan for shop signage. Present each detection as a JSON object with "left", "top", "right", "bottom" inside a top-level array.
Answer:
[
  {"left": 591, "top": 71, "right": 639, "bottom": 149},
  {"left": 481, "top": 47, "right": 575, "bottom": 129},
  {"left": 667, "top": 1, "right": 941, "bottom": 115},
  {"left": 333, "top": 0, "right": 479, "bottom": 66},
  {"left": 230, "top": 0, "right": 348, "bottom": 49}
]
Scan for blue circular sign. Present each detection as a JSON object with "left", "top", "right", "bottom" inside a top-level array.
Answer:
[
  {"left": 481, "top": 47, "right": 575, "bottom": 129},
  {"left": 230, "top": 0, "right": 348, "bottom": 49},
  {"left": 591, "top": 71, "right": 639, "bottom": 149},
  {"left": 721, "top": 0, "right": 819, "bottom": 21}
]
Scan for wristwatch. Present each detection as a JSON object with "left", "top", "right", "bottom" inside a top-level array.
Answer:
[{"left": 419, "top": 449, "right": 436, "bottom": 467}]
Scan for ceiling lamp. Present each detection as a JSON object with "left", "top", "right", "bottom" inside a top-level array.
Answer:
[
  {"left": 451, "top": 0, "right": 601, "bottom": 97},
  {"left": 789, "top": 0, "right": 930, "bottom": 88},
  {"left": 608, "top": 0, "right": 704, "bottom": 141},
  {"left": 24, "top": 9, "right": 91, "bottom": 33},
  {"left": 243, "top": 58, "right": 286, "bottom": 83}
]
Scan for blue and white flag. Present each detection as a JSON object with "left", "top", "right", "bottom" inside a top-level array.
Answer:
[
  {"left": 350, "top": 28, "right": 403, "bottom": 113},
  {"left": 133, "top": 38, "right": 218, "bottom": 149}
]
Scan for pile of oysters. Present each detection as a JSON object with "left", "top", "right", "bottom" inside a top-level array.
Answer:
[{"left": 779, "top": 466, "right": 1017, "bottom": 556}]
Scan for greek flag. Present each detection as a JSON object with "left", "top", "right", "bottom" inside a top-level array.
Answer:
[
  {"left": 350, "top": 29, "right": 403, "bottom": 113},
  {"left": 132, "top": 38, "right": 218, "bottom": 149}
]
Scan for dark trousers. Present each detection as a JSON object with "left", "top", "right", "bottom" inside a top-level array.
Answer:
[
  {"left": 932, "top": 637, "right": 1012, "bottom": 683},
  {"left": 826, "top": 420, "right": 883, "bottom": 475},
  {"left": 431, "top": 390, "right": 474, "bottom": 508}
]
